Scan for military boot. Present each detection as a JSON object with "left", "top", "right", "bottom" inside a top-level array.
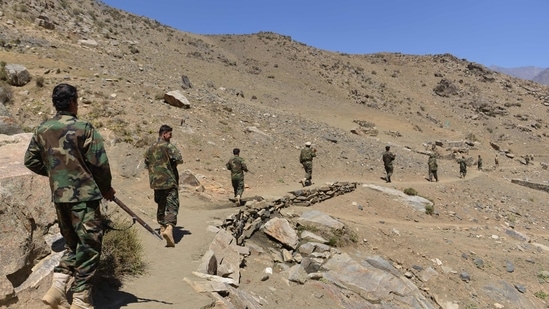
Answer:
[
  {"left": 162, "top": 224, "right": 175, "bottom": 247},
  {"left": 42, "top": 272, "right": 70, "bottom": 309},
  {"left": 70, "top": 289, "right": 93, "bottom": 309},
  {"left": 235, "top": 194, "right": 241, "bottom": 206}
]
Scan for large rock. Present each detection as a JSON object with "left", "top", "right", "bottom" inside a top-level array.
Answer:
[
  {"left": 297, "top": 210, "right": 344, "bottom": 230},
  {"left": 0, "top": 133, "right": 58, "bottom": 305},
  {"left": 262, "top": 217, "right": 298, "bottom": 249},
  {"left": 164, "top": 90, "right": 191, "bottom": 109},
  {"left": 0, "top": 103, "right": 23, "bottom": 135},
  {"left": 322, "top": 253, "right": 435, "bottom": 308},
  {"left": 4, "top": 64, "right": 31, "bottom": 87}
]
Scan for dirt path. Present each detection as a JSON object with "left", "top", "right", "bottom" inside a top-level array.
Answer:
[{"left": 95, "top": 197, "right": 237, "bottom": 309}]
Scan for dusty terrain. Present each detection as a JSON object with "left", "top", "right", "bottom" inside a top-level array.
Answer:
[{"left": 2, "top": 1, "right": 549, "bottom": 308}]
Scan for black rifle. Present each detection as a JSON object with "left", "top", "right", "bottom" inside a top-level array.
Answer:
[{"left": 113, "top": 197, "right": 163, "bottom": 240}]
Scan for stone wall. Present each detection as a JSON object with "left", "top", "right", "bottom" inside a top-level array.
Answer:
[{"left": 220, "top": 182, "right": 357, "bottom": 244}]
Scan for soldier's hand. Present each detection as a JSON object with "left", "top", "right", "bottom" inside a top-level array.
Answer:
[
  {"left": 102, "top": 187, "right": 116, "bottom": 201},
  {"left": 313, "top": 148, "right": 317, "bottom": 153}
]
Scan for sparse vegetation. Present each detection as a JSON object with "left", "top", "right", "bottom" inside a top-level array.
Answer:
[
  {"left": 326, "top": 228, "right": 358, "bottom": 247},
  {"left": 425, "top": 204, "right": 434, "bottom": 215},
  {"left": 403, "top": 188, "right": 418, "bottom": 196},
  {"left": 534, "top": 290, "right": 547, "bottom": 299},
  {"left": 0, "top": 61, "right": 7, "bottom": 81},
  {"left": 96, "top": 216, "right": 145, "bottom": 288},
  {"left": 297, "top": 224, "right": 319, "bottom": 233},
  {"left": 0, "top": 81, "right": 13, "bottom": 104},
  {"left": 35, "top": 76, "right": 45, "bottom": 88}
]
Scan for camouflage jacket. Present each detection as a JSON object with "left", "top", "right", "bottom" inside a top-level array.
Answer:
[
  {"left": 24, "top": 111, "right": 113, "bottom": 203},
  {"left": 226, "top": 155, "right": 248, "bottom": 179},
  {"left": 144, "top": 139, "right": 183, "bottom": 190},
  {"left": 428, "top": 156, "right": 438, "bottom": 170},
  {"left": 300, "top": 147, "right": 316, "bottom": 163},
  {"left": 382, "top": 151, "right": 395, "bottom": 167},
  {"left": 458, "top": 159, "right": 467, "bottom": 170}
]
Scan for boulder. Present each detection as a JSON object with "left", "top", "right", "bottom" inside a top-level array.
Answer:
[
  {"left": 164, "top": 90, "right": 191, "bottom": 109},
  {"left": 4, "top": 64, "right": 31, "bottom": 87}
]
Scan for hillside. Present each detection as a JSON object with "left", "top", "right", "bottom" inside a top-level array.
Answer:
[{"left": 2, "top": 1, "right": 549, "bottom": 308}]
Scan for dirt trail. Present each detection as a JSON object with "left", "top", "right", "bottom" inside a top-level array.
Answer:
[{"left": 95, "top": 198, "right": 236, "bottom": 309}]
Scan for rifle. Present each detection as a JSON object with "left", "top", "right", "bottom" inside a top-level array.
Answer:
[{"left": 113, "top": 197, "right": 163, "bottom": 240}]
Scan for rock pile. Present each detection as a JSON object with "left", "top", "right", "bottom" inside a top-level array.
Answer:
[
  {"left": 220, "top": 182, "right": 357, "bottom": 244},
  {"left": 188, "top": 181, "right": 438, "bottom": 308}
]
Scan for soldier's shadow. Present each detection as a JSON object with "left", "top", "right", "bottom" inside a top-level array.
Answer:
[
  {"left": 94, "top": 287, "right": 173, "bottom": 309},
  {"left": 173, "top": 226, "right": 191, "bottom": 244}
]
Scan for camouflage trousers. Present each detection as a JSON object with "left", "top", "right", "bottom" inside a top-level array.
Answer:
[
  {"left": 54, "top": 200, "right": 103, "bottom": 292},
  {"left": 385, "top": 165, "right": 393, "bottom": 178},
  {"left": 429, "top": 169, "right": 438, "bottom": 182},
  {"left": 231, "top": 176, "right": 245, "bottom": 197},
  {"left": 302, "top": 161, "right": 313, "bottom": 182},
  {"left": 154, "top": 188, "right": 180, "bottom": 227}
]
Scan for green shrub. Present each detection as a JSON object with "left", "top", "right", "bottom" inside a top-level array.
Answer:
[
  {"left": 425, "top": 204, "right": 434, "bottom": 215},
  {"left": 534, "top": 290, "right": 547, "bottom": 299},
  {"left": 0, "top": 61, "right": 7, "bottom": 81},
  {"left": 403, "top": 188, "right": 417, "bottom": 196}
]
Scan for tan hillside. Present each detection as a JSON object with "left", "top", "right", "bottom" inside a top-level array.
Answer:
[{"left": 1, "top": 1, "right": 549, "bottom": 308}]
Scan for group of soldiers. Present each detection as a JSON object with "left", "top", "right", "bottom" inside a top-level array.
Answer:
[{"left": 383, "top": 146, "right": 488, "bottom": 183}]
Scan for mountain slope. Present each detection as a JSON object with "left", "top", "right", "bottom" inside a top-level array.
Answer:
[{"left": 2, "top": 1, "right": 549, "bottom": 308}]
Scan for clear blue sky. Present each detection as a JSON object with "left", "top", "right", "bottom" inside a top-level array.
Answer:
[{"left": 101, "top": 0, "right": 549, "bottom": 68}]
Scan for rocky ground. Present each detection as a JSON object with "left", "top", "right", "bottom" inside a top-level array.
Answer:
[{"left": 1, "top": 1, "right": 549, "bottom": 308}]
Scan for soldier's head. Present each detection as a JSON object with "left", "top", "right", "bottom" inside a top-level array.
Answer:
[
  {"left": 233, "top": 148, "right": 240, "bottom": 155},
  {"left": 385, "top": 146, "right": 390, "bottom": 151},
  {"left": 158, "top": 124, "right": 173, "bottom": 141},
  {"left": 52, "top": 83, "right": 78, "bottom": 113},
  {"left": 305, "top": 142, "right": 312, "bottom": 147}
]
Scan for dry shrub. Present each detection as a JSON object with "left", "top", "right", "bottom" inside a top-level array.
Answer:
[
  {"left": 96, "top": 215, "right": 145, "bottom": 288},
  {"left": 35, "top": 76, "right": 45, "bottom": 88},
  {"left": 0, "top": 81, "right": 13, "bottom": 104}
]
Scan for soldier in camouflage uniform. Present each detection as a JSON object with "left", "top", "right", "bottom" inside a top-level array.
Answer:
[
  {"left": 144, "top": 124, "right": 183, "bottom": 247},
  {"left": 24, "top": 83, "right": 116, "bottom": 309},
  {"left": 226, "top": 148, "right": 248, "bottom": 205},
  {"left": 457, "top": 155, "right": 467, "bottom": 178},
  {"left": 428, "top": 153, "right": 438, "bottom": 182},
  {"left": 299, "top": 142, "right": 316, "bottom": 186},
  {"left": 382, "top": 145, "right": 396, "bottom": 183},
  {"left": 477, "top": 155, "right": 483, "bottom": 171}
]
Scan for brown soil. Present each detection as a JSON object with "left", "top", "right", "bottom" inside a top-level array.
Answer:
[{"left": 1, "top": 1, "right": 549, "bottom": 308}]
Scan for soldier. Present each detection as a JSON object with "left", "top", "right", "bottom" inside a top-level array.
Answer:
[
  {"left": 457, "top": 155, "right": 467, "bottom": 178},
  {"left": 144, "top": 125, "right": 183, "bottom": 247},
  {"left": 24, "top": 83, "right": 116, "bottom": 309},
  {"left": 428, "top": 153, "right": 438, "bottom": 182},
  {"left": 477, "top": 155, "right": 483, "bottom": 171},
  {"left": 382, "top": 145, "right": 396, "bottom": 183},
  {"left": 495, "top": 155, "right": 499, "bottom": 168},
  {"left": 226, "top": 148, "right": 248, "bottom": 205},
  {"left": 299, "top": 142, "right": 316, "bottom": 186}
]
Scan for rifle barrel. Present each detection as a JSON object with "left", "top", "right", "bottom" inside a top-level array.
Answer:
[{"left": 113, "top": 197, "right": 163, "bottom": 240}]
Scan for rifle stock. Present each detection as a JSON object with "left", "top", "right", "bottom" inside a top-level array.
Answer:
[{"left": 113, "top": 197, "right": 163, "bottom": 240}]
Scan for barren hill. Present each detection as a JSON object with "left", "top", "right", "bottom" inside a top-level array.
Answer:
[{"left": 2, "top": 1, "right": 549, "bottom": 308}]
